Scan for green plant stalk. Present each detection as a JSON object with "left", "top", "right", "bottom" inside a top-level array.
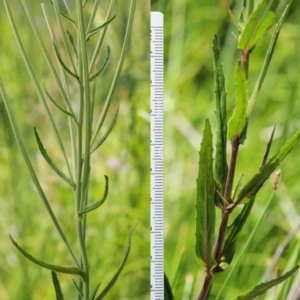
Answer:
[
  {"left": 75, "top": 0, "right": 93, "bottom": 297},
  {"left": 215, "top": 189, "right": 277, "bottom": 299}
]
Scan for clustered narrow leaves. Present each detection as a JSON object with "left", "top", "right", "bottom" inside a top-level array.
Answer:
[
  {"left": 0, "top": 0, "right": 136, "bottom": 299},
  {"left": 165, "top": 1, "right": 299, "bottom": 299}
]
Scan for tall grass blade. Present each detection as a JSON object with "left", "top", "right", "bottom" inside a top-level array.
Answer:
[
  {"left": 195, "top": 119, "right": 216, "bottom": 268},
  {"left": 247, "top": 1, "right": 292, "bottom": 116}
]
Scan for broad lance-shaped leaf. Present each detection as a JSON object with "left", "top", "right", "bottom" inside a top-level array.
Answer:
[
  {"left": 34, "top": 128, "right": 75, "bottom": 188},
  {"left": 231, "top": 265, "right": 299, "bottom": 300},
  {"left": 51, "top": 271, "right": 64, "bottom": 300},
  {"left": 212, "top": 35, "right": 228, "bottom": 207},
  {"left": 9, "top": 235, "right": 86, "bottom": 278},
  {"left": 228, "top": 61, "right": 248, "bottom": 144},
  {"left": 238, "top": 0, "right": 280, "bottom": 52},
  {"left": 79, "top": 175, "right": 109, "bottom": 216},
  {"left": 95, "top": 225, "right": 136, "bottom": 299},
  {"left": 195, "top": 119, "right": 216, "bottom": 268},
  {"left": 236, "top": 131, "right": 300, "bottom": 204}
]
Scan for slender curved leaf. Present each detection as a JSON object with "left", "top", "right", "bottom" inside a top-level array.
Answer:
[
  {"left": 231, "top": 265, "right": 299, "bottom": 300},
  {"left": 236, "top": 131, "right": 300, "bottom": 204},
  {"left": 67, "top": 30, "right": 78, "bottom": 60},
  {"left": 90, "top": 283, "right": 101, "bottom": 300},
  {"left": 89, "top": 46, "right": 110, "bottom": 82},
  {"left": 91, "top": 103, "right": 119, "bottom": 153},
  {"left": 34, "top": 128, "right": 75, "bottom": 188},
  {"left": 79, "top": 175, "right": 109, "bottom": 216},
  {"left": 195, "top": 119, "right": 216, "bottom": 268},
  {"left": 52, "top": 39, "right": 79, "bottom": 80},
  {"left": 51, "top": 271, "right": 64, "bottom": 300},
  {"left": 212, "top": 35, "right": 228, "bottom": 207},
  {"left": 42, "top": 80, "right": 74, "bottom": 117},
  {"left": 238, "top": 0, "right": 280, "bottom": 52},
  {"left": 86, "top": 15, "right": 116, "bottom": 41},
  {"left": 48, "top": 0, "right": 76, "bottom": 26},
  {"left": 247, "top": 2, "right": 292, "bottom": 116},
  {"left": 10, "top": 235, "right": 85, "bottom": 277},
  {"left": 95, "top": 225, "right": 136, "bottom": 299},
  {"left": 228, "top": 61, "right": 248, "bottom": 144}
]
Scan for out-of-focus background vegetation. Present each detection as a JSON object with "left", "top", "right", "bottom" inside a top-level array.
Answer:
[
  {"left": 152, "top": 0, "right": 300, "bottom": 299},
  {"left": 0, "top": 0, "right": 149, "bottom": 299}
]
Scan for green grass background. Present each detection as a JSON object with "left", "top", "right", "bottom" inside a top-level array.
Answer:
[
  {"left": 152, "top": 0, "right": 300, "bottom": 299},
  {"left": 0, "top": 0, "right": 149, "bottom": 299}
]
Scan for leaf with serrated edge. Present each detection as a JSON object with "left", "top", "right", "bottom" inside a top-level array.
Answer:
[
  {"left": 195, "top": 119, "right": 216, "bottom": 268},
  {"left": 34, "top": 128, "right": 75, "bottom": 188},
  {"left": 51, "top": 271, "right": 64, "bottom": 300},
  {"left": 212, "top": 35, "right": 228, "bottom": 207},
  {"left": 79, "top": 175, "right": 109, "bottom": 216},
  {"left": 236, "top": 131, "right": 300, "bottom": 204},
  {"left": 228, "top": 61, "right": 248, "bottom": 143},
  {"left": 231, "top": 265, "right": 299, "bottom": 300},
  {"left": 10, "top": 235, "right": 85, "bottom": 277},
  {"left": 238, "top": 0, "right": 280, "bottom": 51},
  {"left": 95, "top": 225, "right": 136, "bottom": 299}
]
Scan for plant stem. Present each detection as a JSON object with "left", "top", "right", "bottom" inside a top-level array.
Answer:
[
  {"left": 214, "top": 136, "right": 239, "bottom": 262},
  {"left": 241, "top": 50, "right": 250, "bottom": 79},
  {"left": 197, "top": 270, "right": 213, "bottom": 300}
]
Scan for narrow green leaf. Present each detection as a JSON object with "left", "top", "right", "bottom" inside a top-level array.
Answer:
[
  {"left": 91, "top": 0, "right": 136, "bottom": 144},
  {"left": 238, "top": 0, "right": 280, "bottom": 52},
  {"left": 260, "top": 124, "right": 276, "bottom": 168},
  {"left": 78, "top": 175, "right": 109, "bottom": 216},
  {"left": 86, "top": 16, "right": 116, "bottom": 41},
  {"left": 9, "top": 235, "right": 85, "bottom": 277},
  {"left": 95, "top": 225, "right": 136, "bottom": 299},
  {"left": 231, "top": 265, "right": 299, "bottom": 300},
  {"left": 51, "top": 271, "right": 64, "bottom": 300},
  {"left": 90, "top": 283, "right": 101, "bottom": 300},
  {"left": 195, "top": 119, "right": 216, "bottom": 268},
  {"left": 228, "top": 61, "right": 248, "bottom": 143},
  {"left": 236, "top": 131, "right": 300, "bottom": 204},
  {"left": 42, "top": 80, "right": 74, "bottom": 118},
  {"left": 212, "top": 35, "right": 228, "bottom": 207},
  {"left": 52, "top": 39, "right": 79, "bottom": 80},
  {"left": 247, "top": 1, "right": 292, "bottom": 116},
  {"left": 90, "top": 103, "right": 119, "bottom": 154},
  {"left": 67, "top": 31, "right": 78, "bottom": 60},
  {"left": 164, "top": 273, "right": 175, "bottom": 300},
  {"left": 72, "top": 280, "right": 83, "bottom": 299},
  {"left": 89, "top": 46, "right": 110, "bottom": 82},
  {"left": 34, "top": 128, "right": 75, "bottom": 188},
  {"left": 48, "top": 0, "right": 76, "bottom": 26}
]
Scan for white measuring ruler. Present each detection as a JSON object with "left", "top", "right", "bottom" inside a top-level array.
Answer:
[{"left": 150, "top": 11, "right": 164, "bottom": 300}]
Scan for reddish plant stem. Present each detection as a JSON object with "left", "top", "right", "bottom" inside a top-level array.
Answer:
[
  {"left": 197, "top": 270, "right": 213, "bottom": 300},
  {"left": 214, "top": 136, "right": 240, "bottom": 262}
]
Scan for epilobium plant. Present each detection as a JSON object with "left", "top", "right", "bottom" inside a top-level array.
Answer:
[
  {"left": 0, "top": 0, "right": 136, "bottom": 299},
  {"left": 164, "top": 1, "right": 299, "bottom": 299}
]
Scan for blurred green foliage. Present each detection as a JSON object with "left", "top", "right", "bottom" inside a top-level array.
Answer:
[
  {"left": 153, "top": 0, "right": 300, "bottom": 298},
  {"left": 0, "top": 0, "right": 149, "bottom": 299}
]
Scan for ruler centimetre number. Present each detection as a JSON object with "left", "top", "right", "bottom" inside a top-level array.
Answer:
[{"left": 150, "top": 11, "right": 164, "bottom": 300}]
